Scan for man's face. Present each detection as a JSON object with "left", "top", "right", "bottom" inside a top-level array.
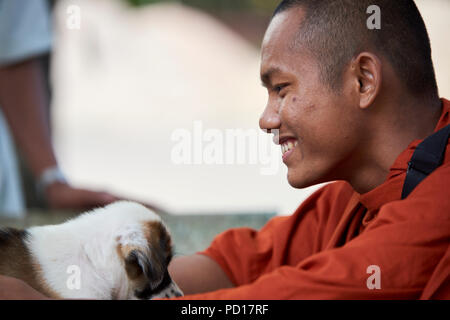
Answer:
[{"left": 259, "top": 8, "right": 364, "bottom": 188}]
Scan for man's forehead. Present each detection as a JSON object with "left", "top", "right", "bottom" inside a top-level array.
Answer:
[
  {"left": 260, "top": 8, "right": 308, "bottom": 80},
  {"left": 262, "top": 7, "right": 306, "bottom": 53}
]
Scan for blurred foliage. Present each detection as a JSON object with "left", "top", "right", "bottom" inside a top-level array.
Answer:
[{"left": 125, "top": 0, "right": 280, "bottom": 13}]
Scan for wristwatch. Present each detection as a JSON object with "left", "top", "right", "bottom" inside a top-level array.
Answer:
[{"left": 36, "top": 166, "right": 68, "bottom": 196}]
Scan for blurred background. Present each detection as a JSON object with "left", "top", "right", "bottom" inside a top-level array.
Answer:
[
  {"left": 2, "top": 0, "right": 450, "bottom": 218},
  {"left": 49, "top": 0, "right": 319, "bottom": 216}
]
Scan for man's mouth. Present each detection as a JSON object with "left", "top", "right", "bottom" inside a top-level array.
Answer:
[{"left": 280, "top": 138, "right": 298, "bottom": 159}]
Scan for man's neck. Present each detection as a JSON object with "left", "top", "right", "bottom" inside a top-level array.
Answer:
[{"left": 349, "top": 97, "right": 442, "bottom": 194}]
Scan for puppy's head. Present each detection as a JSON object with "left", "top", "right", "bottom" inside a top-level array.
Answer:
[{"left": 115, "top": 217, "right": 183, "bottom": 299}]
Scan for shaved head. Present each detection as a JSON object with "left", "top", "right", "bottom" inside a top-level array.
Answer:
[{"left": 273, "top": 0, "right": 439, "bottom": 100}]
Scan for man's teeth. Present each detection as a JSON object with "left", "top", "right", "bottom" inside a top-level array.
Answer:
[{"left": 281, "top": 140, "right": 298, "bottom": 155}]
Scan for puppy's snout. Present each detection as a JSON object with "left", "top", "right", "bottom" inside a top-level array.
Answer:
[
  {"left": 168, "top": 281, "right": 184, "bottom": 298},
  {"left": 173, "top": 290, "right": 183, "bottom": 297},
  {"left": 170, "top": 285, "right": 183, "bottom": 297},
  {"left": 149, "top": 281, "right": 184, "bottom": 299}
]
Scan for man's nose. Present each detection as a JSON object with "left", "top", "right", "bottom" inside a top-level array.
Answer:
[{"left": 259, "top": 102, "right": 281, "bottom": 133}]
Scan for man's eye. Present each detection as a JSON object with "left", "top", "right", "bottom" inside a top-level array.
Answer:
[{"left": 274, "top": 84, "right": 288, "bottom": 95}]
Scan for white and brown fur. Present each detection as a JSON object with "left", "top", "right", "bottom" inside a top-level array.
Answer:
[{"left": 0, "top": 201, "right": 183, "bottom": 299}]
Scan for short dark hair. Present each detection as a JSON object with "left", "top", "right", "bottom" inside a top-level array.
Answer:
[{"left": 273, "top": 0, "right": 439, "bottom": 99}]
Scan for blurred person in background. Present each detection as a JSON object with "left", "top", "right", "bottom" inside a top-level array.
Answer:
[{"left": 0, "top": 0, "right": 118, "bottom": 217}]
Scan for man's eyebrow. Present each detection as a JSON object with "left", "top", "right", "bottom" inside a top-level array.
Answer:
[{"left": 260, "top": 67, "right": 282, "bottom": 87}]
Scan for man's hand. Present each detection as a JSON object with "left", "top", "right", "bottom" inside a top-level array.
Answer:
[
  {"left": 0, "top": 276, "right": 49, "bottom": 300},
  {"left": 168, "top": 254, "right": 234, "bottom": 295},
  {"left": 45, "top": 182, "right": 118, "bottom": 211}
]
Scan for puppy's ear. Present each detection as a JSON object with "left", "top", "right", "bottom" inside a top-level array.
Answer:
[
  {"left": 120, "top": 245, "right": 165, "bottom": 285},
  {"left": 116, "top": 222, "right": 172, "bottom": 287},
  {"left": 124, "top": 249, "right": 151, "bottom": 280}
]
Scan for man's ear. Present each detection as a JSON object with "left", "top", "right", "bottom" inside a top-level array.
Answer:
[{"left": 352, "top": 52, "right": 382, "bottom": 109}]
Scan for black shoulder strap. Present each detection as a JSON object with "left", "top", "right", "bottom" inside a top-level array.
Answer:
[{"left": 401, "top": 124, "right": 450, "bottom": 199}]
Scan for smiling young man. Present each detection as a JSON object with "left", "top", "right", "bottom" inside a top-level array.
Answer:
[
  {"left": 166, "top": 0, "right": 450, "bottom": 300},
  {"left": 1, "top": 0, "right": 449, "bottom": 300}
]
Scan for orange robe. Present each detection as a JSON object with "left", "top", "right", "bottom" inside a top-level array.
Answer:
[{"left": 177, "top": 98, "right": 450, "bottom": 299}]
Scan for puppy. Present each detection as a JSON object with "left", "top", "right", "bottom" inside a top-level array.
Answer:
[{"left": 0, "top": 201, "right": 183, "bottom": 299}]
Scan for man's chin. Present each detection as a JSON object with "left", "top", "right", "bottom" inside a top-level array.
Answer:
[
  {"left": 287, "top": 172, "right": 313, "bottom": 189},
  {"left": 287, "top": 170, "right": 324, "bottom": 189}
]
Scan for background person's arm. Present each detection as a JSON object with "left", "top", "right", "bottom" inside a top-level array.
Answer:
[
  {"left": 0, "top": 58, "right": 55, "bottom": 179},
  {"left": 0, "top": 58, "right": 117, "bottom": 210}
]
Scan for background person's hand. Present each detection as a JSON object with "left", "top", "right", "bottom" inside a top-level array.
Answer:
[
  {"left": 45, "top": 182, "right": 118, "bottom": 211},
  {"left": 0, "top": 275, "right": 49, "bottom": 300}
]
